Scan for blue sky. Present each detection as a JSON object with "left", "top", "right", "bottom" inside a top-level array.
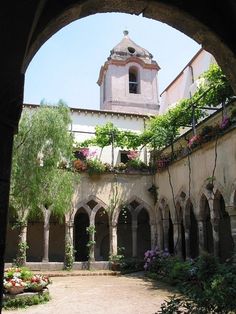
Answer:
[{"left": 24, "top": 13, "right": 200, "bottom": 109}]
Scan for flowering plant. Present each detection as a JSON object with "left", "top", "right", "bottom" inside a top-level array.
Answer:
[
  {"left": 144, "top": 248, "right": 170, "bottom": 271},
  {"left": 188, "top": 134, "right": 201, "bottom": 148},
  {"left": 127, "top": 150, "right": 139, "bottom": 160},
  {"left": 4, "top": 277, "right": 27, "bottom": 289},
  {"left": 28, "top": 274, "right": 51, "bottom": 289},
  {"left": 220, "top": 116, "right": 230, "bottom": 129},
  {"left": 75, "top": 148, "right": 97, "bottom": 161}
]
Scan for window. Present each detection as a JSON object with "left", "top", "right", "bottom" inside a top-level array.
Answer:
[
  {"left": 129, "top": 67, "right": 139, "bottom": 94},
  {"left": 120, "top": 151, "right": 130, "bottom": 163}
]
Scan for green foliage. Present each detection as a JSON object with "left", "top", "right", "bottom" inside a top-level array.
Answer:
[
  {"left": 11, "top": 101, "right": 77, "bottom": 222},
  {"left": 145, "top": 64, "right": 233, "bottom": 150},
  {"left": 64, "top": 238, "right": 75, "bottom": 270},
  {"left": 4, "top": 267, "right": 32, "bottom": 281},
  {"left": 197, "top": 64, "right": 234, "bottom": 107},
  {"left": 126, "top": 158, "right": 148, "bottom": 170},
  {"left": 149, "top": 253, "right": 236, "bottom": 314},
  {"left": 79, "top": 122, "right": 141, "bottom": 150},
  {"left": 3, "top": 291, "right": 50, "bottom": 310},
  {"left": 86, "top": 158, "right": 106, "bottom": 176},
  {"left": 15, "top": 242, "right": 29, "bottom": 267},
  {"left": 120, "top": 258, "right": 144, "bottom": 273},
  {"left": 86, "top": 225, "right": 96, "bottom": 262}
]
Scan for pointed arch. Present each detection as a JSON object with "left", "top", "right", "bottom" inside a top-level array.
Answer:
[
  {"left": 185, "top": 199, "right": 199, "bottom": 258},
  {"left": 112, "top": 196, "right": 154, "bottom": 226},
  {"left": 213, "top": 190, "right": 234, "bottom": 261},
  {"left": 199, "top": 193, "right": 214, "bottom": 254}
]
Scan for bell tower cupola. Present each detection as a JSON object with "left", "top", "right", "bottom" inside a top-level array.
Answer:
[{"left": 97, "top": 31, "right": 160, "bottom": 115}]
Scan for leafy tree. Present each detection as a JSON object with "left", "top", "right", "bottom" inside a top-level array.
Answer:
[
  {"left": 78, "top": 122, "right": 141, "bottom": 166},
  {"left": 10, "top": 101, "right": 76, "bottom": 265}
]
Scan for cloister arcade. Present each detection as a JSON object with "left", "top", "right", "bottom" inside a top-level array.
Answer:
[{"left": 5, "top": 179, "right": 236, "bottom": 264}]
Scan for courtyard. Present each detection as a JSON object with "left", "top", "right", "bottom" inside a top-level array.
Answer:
[{"left": 3, "top": 272, "right": 174, "bottom": 314}]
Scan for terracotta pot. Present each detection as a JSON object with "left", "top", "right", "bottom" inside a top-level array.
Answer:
[{"left": 7, "top": 286, "right": 24, "bottom": 295}]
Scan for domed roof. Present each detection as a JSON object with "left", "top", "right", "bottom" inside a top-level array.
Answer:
[{"left": 108, "top": 30, "right": 154, "bottom": 64}]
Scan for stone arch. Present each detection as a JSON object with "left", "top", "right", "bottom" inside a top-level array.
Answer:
[
  {"left": 112, "top": 196, "right": 154, "bottom": 226},
  {"left": 95, "top": 207, "right": 109, "bottom": 261},
  {"left": 175, "top": 201, "right": 186, "bottom": 259},
  {"left": 199, "top": 194, "right": 214, "bottom": 254},
  {"left": 137, "top": 207, "right": 151, "bottom": 257},
  {"left": 89, "top": 197, "right": 108, "bottom": 225},
  {"left": 21, "top": 2, "right": 236, "bottom": 94},
  {"left": 156, "top": 205, "right": 164, "bottom": 250},
  {"left": 185, "top": 199, "right": 199, "bottom": 258},
  {"left": 229, "top": 180, "right": 236, "bottom": 208},
  {"left": 49, "top": 214, "right": 65, "bottom": 262},
  {"left": 117, "top": 204, "right": 132, "bottom": 258},
  {"left": 213, "top": 190, "right": 234, "bottom": 261},
  {"left": 161, "top": 204, "right": 174, "bottom": 254},
  {"left": 74, "top": 207, "right": 90, "bottom": 261}
]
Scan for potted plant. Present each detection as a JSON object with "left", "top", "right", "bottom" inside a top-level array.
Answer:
[
  {"left": 109, "top": 248, "right": 124, "bottom": 271},
  {"left": 27, "top": 274, "right": 51, "bottom": 292},
  {"left": 4, "top": 277, "right": 27, "bottom": 295}
]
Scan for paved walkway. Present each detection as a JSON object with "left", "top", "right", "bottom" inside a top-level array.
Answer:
[{"left": 3, "top": 272, "right": 175, "bottom": 314}]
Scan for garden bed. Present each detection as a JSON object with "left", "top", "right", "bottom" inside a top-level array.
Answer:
[{"left": 3, "top": 267, "right": 51, "bottom": 309}]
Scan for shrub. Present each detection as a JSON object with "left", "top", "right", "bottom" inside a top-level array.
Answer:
[
  {"left": 120, "top": 258, "right": 144, "bottom": 272},
  {"left": 154, "top": 253, "right": 236, "bottom": 314},
  {"left": 86, "top": 158, "right": 106, "bottom": 176},
  {"left": 3, "top": 291, "right": 50, "bottom": 310}
]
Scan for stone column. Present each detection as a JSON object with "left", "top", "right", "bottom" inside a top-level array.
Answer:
[
  {"left": 197, "top": 219, "right": 205, "bottom": 254},
  {"left": 211, "top": 217, "right": 220, "bottom": 258},
  {"left": 173, "top": 222, "right": 182, "bottom": 257},
  {"left": 163, "top": 219, "right": 169, "bottom": 250},
  {"left": 229, "top": 211, "right": 236, "bottom": 257},
  {"left": 110, "top": 224, "right": 118, "bottom": 255},
  {"left": 42, "top": 208, "right": 52, "bottom": 262},
  {"left": 150, "top": 223, "right": 157, "bottom": 249},
  {"left": 88, "top": 224, "right": 95, "bottom": 262},
  {"left": 157, "top": 221, "right": 164, "bottom": 250},
  {"left": 65, "top": 221, "right": 74, "bottom": 244},
  {"left": 185, "top": 227, "right": 191, "bottom": 259},
  {"left": 132, "top": 220, "right": 138, "bottom": 257}
]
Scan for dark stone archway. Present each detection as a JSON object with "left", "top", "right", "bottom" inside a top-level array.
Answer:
[
  {"left": 137, "top": 208, "right": 151, "bottom": 258},
  {"left": 74, "top": 208, "right": 89, "bottom": 261},
  {"left": 117, "top": 207, "right": 132, "bottom": 258}
]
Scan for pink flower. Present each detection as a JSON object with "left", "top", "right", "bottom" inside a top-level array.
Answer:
[
  {"left": 127, "top": 150, "right": 139, "bottom": 160},
  {"left": 188, "top": 135, "right": 201, "bottom": 148}
]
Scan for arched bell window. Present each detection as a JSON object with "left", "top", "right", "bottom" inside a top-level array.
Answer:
[{"left": 129, "top": 67, "right": 139, "bottom": 94}]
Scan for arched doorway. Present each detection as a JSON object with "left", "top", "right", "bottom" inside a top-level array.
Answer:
[
  {"left": 214, "top": 191, "right": 234, "bottom": 262},
  {"left": 95, "top": 208, "right": 109, "bottom": 261},
  {"left": 168, "top": 211, "right": 174, "bottom": 254},
  {"left": 49, "top": 214, "right": 65, "bottom": 262},
  {"left": 185, "top": 200, "right": 199, "bottom": 258},
  {"left": 200, "top": 195, "right": 214, "bottom": 254},
  {"left": 27, "top": 216, "right": 44, "bottom": 262},
  {"left": 117, "top": 207, "right": 132, "bottom": 258},
  {"left": 74, "top": 208, "right": 89, "bottom": 261},
  {"left": 157, "top": 206, "right": 164, "bottom": 250},
  {"left": 137, "top": 208, "right": 151, "bottom": 258},
  {"left": 189, "top": 204, "right": 199, "bottom": 258},
  {"left": 175, "top": 203, "right": 186, "bottom": 259}
]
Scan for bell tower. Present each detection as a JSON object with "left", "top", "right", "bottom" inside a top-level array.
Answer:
[{"left": 97, "top": 31, "right": 160, "bottom": 115}]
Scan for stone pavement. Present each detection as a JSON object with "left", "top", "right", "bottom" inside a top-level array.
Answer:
[{"left": 3, "top": 272, "right": 175, "bottom": 314}]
